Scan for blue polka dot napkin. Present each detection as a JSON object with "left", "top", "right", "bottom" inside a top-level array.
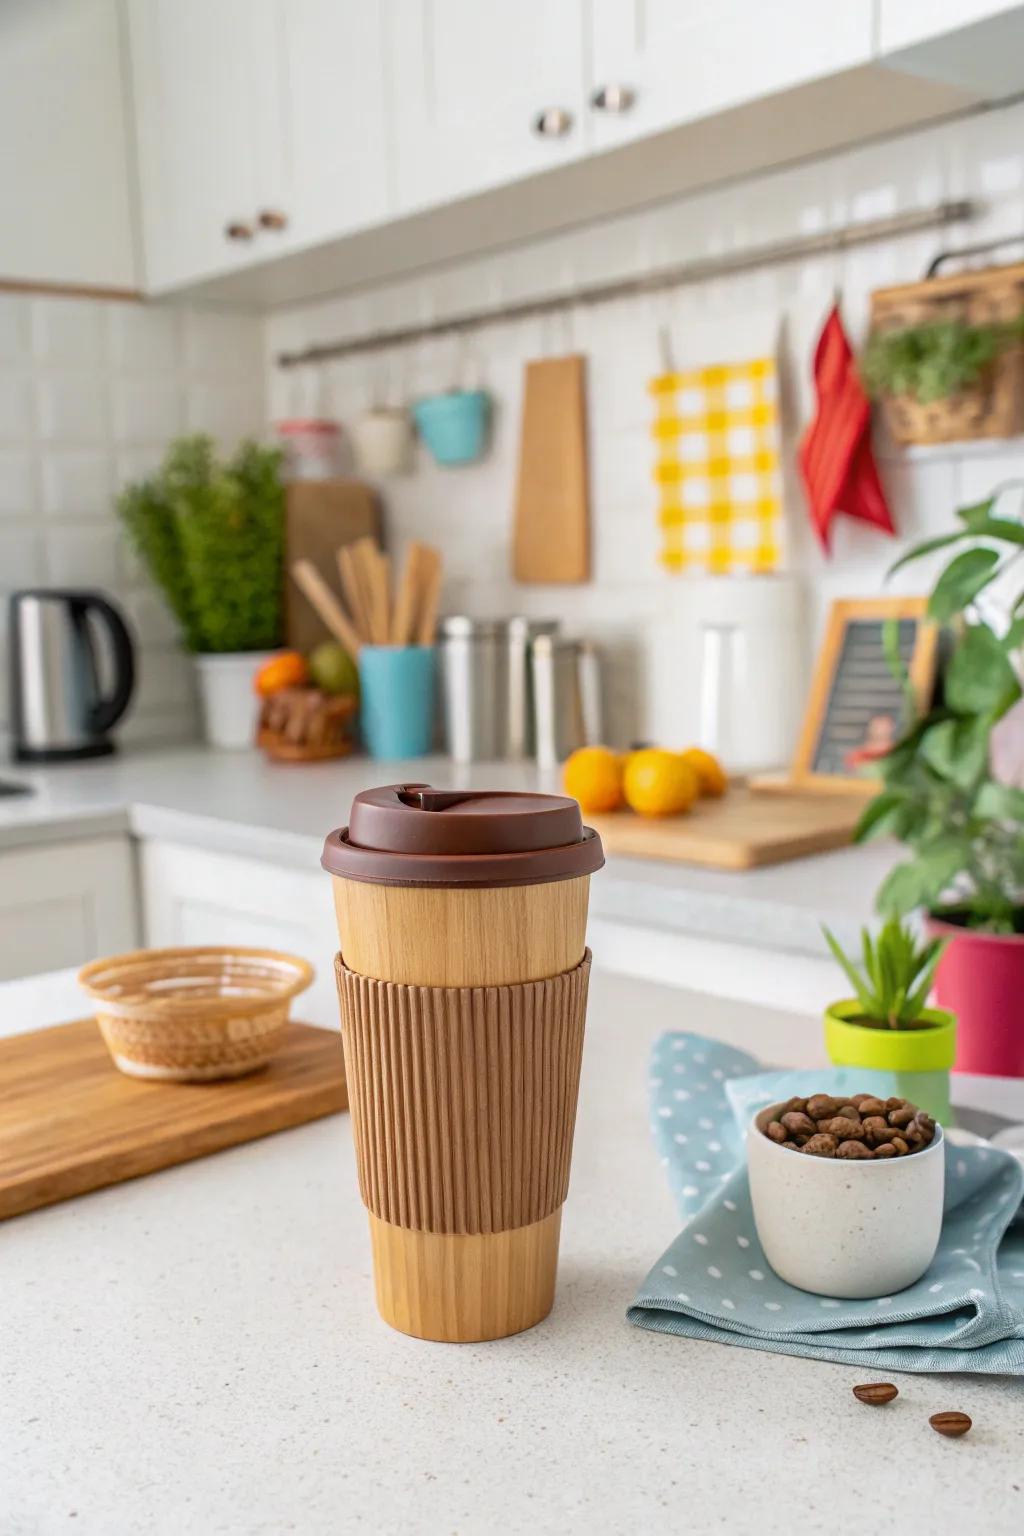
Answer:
[{"left": 626, "top": 1032, "right": 1024, "bottom": 1374}]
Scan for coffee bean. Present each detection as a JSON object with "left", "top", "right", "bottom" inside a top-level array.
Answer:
[
  {"left": 837, "top": 1139, "right": 874, "bottom": 1159},
  {"left": 929, "top": 1411, "right": 972, "bottom": 1439},
  {"left": 767, "top": 1120, "right": 788, "bottom": 1144},
  {"left": 824, "top": 1116, "right": 863, "bottom": 1140},
  {"left": 853, "top": 1382, "right": 898, "bottom": 1405},
  {"left": 801, "top": 1133, "right": 838, "bottom": 1157}
]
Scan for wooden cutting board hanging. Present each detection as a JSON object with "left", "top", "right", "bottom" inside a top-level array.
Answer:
[
  {"left": 285, "top": 479, "right": 381, "bottom": 651},
  {"left": 513, "top": 355, "right": 590, "bottom": 583}
]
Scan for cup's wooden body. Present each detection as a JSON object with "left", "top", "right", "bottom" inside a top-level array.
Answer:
[{"left": 333, "top": 873, "right": 590, "bottom": 1342}]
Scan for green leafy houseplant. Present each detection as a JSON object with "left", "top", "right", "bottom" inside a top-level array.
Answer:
[
  {"left": 117, "top": 435, "right": 285, "bottom": 654},
  {"left": 862, "top": 315, "right": 1024, "bottom": 404},
  {"left": 822, "top": 919, "right": 947, "bottom": 1030},
  {"left": 855, "top": 483, "right": 1024, "bottom": 933}
]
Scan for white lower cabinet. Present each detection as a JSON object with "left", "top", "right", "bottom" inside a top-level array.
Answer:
[
  {"left": 140, "top": 841, "right": 341, "bottom": 1029},
  {"left": 0, "top": 836, "right": 139, "bottom": 983}
]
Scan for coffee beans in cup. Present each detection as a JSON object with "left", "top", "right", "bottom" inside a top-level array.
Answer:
[{"left": 762, "top": 1094, "right": 936, "bottom": 1160}]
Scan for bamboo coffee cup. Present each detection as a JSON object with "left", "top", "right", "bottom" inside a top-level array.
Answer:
[{"left": 322, "top": 784, "right": 603, "bottom": 1342}]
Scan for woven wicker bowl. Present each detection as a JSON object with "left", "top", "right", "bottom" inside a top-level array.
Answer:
[{"left": 78, "top": 946, "right": 315, "bottom": 1082}]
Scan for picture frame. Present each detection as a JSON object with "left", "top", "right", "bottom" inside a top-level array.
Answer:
[{"left": 788, "top": 596, "right": 939, "bottom": 794}]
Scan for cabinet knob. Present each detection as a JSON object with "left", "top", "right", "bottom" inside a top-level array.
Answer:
[
  {"left": 258, "top": 209, "right": 289, "bottom": 232},
  {"left": 532, "top": 106, "right": 573, "bottom": 138},
  {"left": 224, "top": 220, "right": 254, "bottom": 242},
  {"left": 590, "top": 83, "right": 636, "bottom": 113}
]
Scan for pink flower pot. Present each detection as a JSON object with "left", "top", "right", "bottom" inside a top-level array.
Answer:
[{"left": 928, "top": 915, "right": 1024, "bottom": 1077}]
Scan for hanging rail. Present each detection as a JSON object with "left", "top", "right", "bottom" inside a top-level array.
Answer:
[{"left": 275, "top": 199, "right": 974, "bottom": 369}]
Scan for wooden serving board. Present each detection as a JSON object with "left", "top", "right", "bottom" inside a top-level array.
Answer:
[
  {"left": 586, "top": 787, "right": 865, "bottom": 871},
  {"left": 0, "top": 1020, "right": 347, "bottom": 1221}
]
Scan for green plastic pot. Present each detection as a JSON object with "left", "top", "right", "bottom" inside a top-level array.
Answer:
[{"left": 823, "top": 1000, "right": 956, "bottom": 1125}]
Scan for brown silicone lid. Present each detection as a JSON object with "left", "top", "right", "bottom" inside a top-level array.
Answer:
[{"left": 321, "top": 783, "right": 604, "bottom": 887}]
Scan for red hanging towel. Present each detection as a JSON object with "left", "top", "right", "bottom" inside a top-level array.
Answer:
[{"left": 798, "top": 303, "right": 895, "bottom": 552}]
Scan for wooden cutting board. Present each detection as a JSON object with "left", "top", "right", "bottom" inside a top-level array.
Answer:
[
  {"left": 285, "top": 479, "right": 381, "bottom": 650},
  {"left": 513, "top": 355, "right": 590, "bottom": 583},
  {"left": 0, "top": 1019, "right": 347, "bottom": 1221},
  {"left": 586, "top": 787, "right": 865, "bottom": 871}
]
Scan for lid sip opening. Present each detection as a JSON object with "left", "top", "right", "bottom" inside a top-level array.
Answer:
[{"left": 321, "top": 783, "right": 604, "bottom": 888}]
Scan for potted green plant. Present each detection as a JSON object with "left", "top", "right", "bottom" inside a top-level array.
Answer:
[
  {"left": 854, "top": 481, "right": 1024, "bottom": 1076},
  {"left": 822, "top": 919, "right": 953, "bottom": 1121},
  {"left": 118, "top": 435, "right": 285, "bottom": 748}
]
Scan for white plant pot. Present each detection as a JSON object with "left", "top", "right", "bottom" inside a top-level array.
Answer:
[{"left": 194, "top": 650, "right": 279, "bottom": 750}]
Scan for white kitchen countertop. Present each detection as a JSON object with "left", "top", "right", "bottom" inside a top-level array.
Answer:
[
  {"left": 2, "top": 966, "right": 1021, "bottom": 1536},
  {"left": 0, "top": 746, "right": 899, "bottom": 958}
]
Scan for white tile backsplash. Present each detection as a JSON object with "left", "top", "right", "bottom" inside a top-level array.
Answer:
[
  {"left": 40, "top": 450, "right": 113, "bottom": 520},
  {"left": 42, "top": 522, "right": 121, "bottom": 588},
  {"left": 34, "top": 375, "right": 109, "bottom": 444},
  {"left": 0, "top": 451, "right": 35, "bottom": 519},
  {"left": 30, "top": 298, "right": 105, "bottom": 366},
  {"left": 264, "top": 94, "right": 1024, "bottom": 751},
  {"left": 0, "top": 293, "right": 265, "bottom": 746},
  {"left": 112, "top": 377, "right": 184, "bottom": 444},
  {"left": 0, "top": 374, "right": 33, "bottom": 442}
]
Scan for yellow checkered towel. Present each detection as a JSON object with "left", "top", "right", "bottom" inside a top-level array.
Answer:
[{"left": 650, "top": 357, "right": 782, "bottom": 573}]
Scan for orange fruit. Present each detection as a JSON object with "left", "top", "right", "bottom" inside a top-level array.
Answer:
[
  {"left": 563, "top": 746, "right": 624, "bottom": 814},
  {"left": 680, "top": 746, "right": 728, "bottom": 798},
  {"left": 254, "top": 650, "right": 309, "bottom": 696},
  {"left": 623, "top": 749, "right": 699, "bottom": 818}
]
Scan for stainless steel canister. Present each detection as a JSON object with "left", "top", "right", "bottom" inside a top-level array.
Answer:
[
  {"left": 438, "top": 617, "right": 509, "bottom": 762},
  {"left": 531, "top": 635, "right": 603, "bottom": 769},
  {"left": 506, "top": 618, "right": 559, "bottom": 758}
]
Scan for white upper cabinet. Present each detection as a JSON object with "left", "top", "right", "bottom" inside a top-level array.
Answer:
[
  {"left": 878, "top": 2, "right": 1024, "bottom": 99},
  {"left": 281, "top": 0, "right": 392, "bottom": 249},
  {"left": 587, "top": 0, "right": 875, "bottom": 153},
  {"left": 0, "top": 0, "right": 136, "bottom": 289},
  {"left": 879, "top": 1, "right": 1021, "bottom": 51},
  {"left": 388, "top": 0, "right": 588, "bottom": 215},
  {"left": 129, "top": 0, "right": 287, "bottom": 290}
]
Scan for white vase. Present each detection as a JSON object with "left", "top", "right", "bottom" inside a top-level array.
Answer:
[{"left": 194, "top": 650, "right": 279, "bottom": 750}]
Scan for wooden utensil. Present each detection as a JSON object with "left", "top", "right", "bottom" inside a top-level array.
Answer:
[
  {"left": 337, "top": 544, "right": 372, "bottom": 642},
  {"left": 0, "top": 1018, "right": 347, "bottom": 1221},
  {"left": 415, "top": 545, "right": 442, "bottom": 644},
  {"left": 290, "top": 559, "right": 363, "bottom": 657},
  {"left": 513, "top": 355, "right": 590, "bottom": 583},
  {"left": 390, "top": 544, "right": 423, "bottom": 644},
  {"left": 284, "top": 480, "right": 380, "bottom": 651}
]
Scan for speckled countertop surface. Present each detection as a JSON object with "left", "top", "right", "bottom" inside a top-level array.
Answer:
[
  {"left": 0, "top": 746, "right": 899, "bottom": 957},
  {"left": 2, "top": 968, "right": 1021, "bottom": 1536}
]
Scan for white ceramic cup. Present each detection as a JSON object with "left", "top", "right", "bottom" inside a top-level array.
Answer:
[
  {"left": 351, "top": 407, "right": 412, "bottom": 477},
  {"left": 747, "top": 1102, "right": 945, "bottom": 1299}
]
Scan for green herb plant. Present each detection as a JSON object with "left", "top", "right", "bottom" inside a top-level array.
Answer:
[
  {"left": 855, "top": 482, "right": 1024, "bottom": 933},
  {"left": 862, "top": 315, "right": 1024, "bottom": 405},
  {"left": 118, "top": 435, "right": 285, "bottom": 653},
  {"left": 823, "top": 918, "right": 948, "bottom": 1030}
]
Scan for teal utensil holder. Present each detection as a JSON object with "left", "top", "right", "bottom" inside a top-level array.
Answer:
[
  {"left": 413, "top": 390, "right": 490, "bottom": 465},
  {"left": 358, "top": 645, "right": 436, "bottom": 759}
]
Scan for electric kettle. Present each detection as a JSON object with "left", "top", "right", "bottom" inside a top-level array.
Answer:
[{"left": 8, "top": 589, "right": 136, "bottom": 762}]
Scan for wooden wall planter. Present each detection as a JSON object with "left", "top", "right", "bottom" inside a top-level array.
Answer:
[{"left": 870, "top": 258, "right": 1024, "bottom": 445}]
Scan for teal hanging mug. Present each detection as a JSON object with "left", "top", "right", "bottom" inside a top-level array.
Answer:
[{"left": 359, "top": 645, "right": 436, "bottom": 758}]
